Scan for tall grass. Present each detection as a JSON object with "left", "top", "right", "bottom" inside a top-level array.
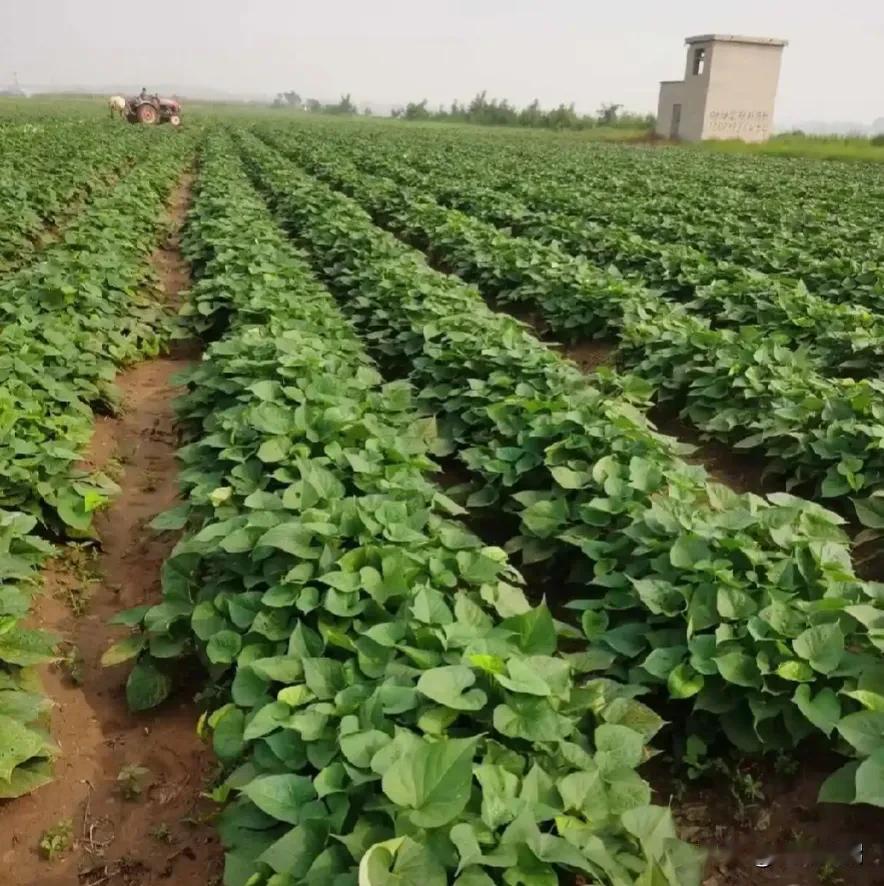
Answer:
[{"left": 699, "top": 133, "right": 884, "bottom": 163}]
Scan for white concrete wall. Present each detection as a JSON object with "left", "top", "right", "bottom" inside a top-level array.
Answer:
[
  {"left": 701, "top": 41, "right": 784, "bottom": 141},
  {"left": 676, "top": 43, "right": 712, "bottom": 141},
  {"left": 655, "top": 82, "right": 684, "bottom": 138},
  {"left": 656, "top": 37, "right": 785, "bottom": 143}
]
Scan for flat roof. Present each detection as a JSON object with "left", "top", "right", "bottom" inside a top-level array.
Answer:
[{"left": 686, "top": 34, "right": 788, "bottom": 47}]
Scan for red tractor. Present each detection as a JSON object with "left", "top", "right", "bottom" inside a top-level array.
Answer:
[{"left": 125, "top": 94, "right": 182, "bottom": 127}]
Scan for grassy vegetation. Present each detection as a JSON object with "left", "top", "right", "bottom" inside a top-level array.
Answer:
[
  {"left": 564, "top": 125, "right": 650, "bottom": 142},
  {"left": 699, "top": 132, "right": 884, "bottom": 163},
  {"left": 370, "top": 116, "right": 651, "bottom": 141}
]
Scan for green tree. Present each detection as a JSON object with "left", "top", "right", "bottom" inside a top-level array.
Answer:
[
  {"left": 324, "top": 93, "right": 358, "bottom": 115},
  {"left": 598, "top": 102, "right": 623, "bottom": 124},
  {"left": 272, "top": 90, "right": 302, "bottom": 109}
]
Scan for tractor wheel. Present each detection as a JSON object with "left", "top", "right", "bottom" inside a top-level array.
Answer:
[
  {"left": 136, "top": 103, "right": 158, "bottom": 124},
  {"left": 169, "top": 114, "right": 181, "bottom": 127}
]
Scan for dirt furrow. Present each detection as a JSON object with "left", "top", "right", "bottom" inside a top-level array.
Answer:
[{"left": 0, "top": 174, "right": 221, "bottom": 886}]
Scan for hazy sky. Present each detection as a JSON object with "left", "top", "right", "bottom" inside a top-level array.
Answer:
[{"left": 3, "top": 0, "right": 883, "bottom": 124}]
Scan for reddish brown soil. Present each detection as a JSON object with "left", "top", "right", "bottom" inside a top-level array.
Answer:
[
  {"left": 666, "top": 757, "right": 884, "bottom": 885},
  {"left": 650, "top": 408, "right": 775, "bottom": 498},
  {"left": 500, "top": 302, "right": 550, "bottom": 337},
  {"left": 497, "top": 301, "right": 619, "bottom": 374},
  {"left": 0, "top": 175, "right": 222, "bottom": 885},
  {"left": 560, "top": 339, "right": 617, "bottom": 374}
]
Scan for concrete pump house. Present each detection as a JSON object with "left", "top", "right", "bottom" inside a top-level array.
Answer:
[{"left": 656, "top": 34, "right": 788, "bottom": 142}]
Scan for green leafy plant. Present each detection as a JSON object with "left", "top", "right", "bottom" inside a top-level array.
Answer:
[
  {"left": 52, "top": 543, "right": 102, "bottom": 616},
  {"left": 0, "top": 120, "right": 150, "bottom": 274},
  {"left": 0, "top": 513, "right": 59, "bottom": 798},
  {"left": 57, "top": 641, "right": 85, "bottom": 686},
  {"left": 262, "top": 127, "right": 884, "bottom": 517},
  {"left": 117, "top": 763, "right": 151, "bottom": 800},
  {"left": 0, "top": 118, "right": 198, "bottom": 801},
  {"left": 681, "top": 736, "right": 728, "bottom": 782},
  {"left": 150, "top": 822, "right": 173, "bottom": 843},
  {"left": 39, "top": 818, "right": 73, "bottom": 860},
  {"left": 112, "top": 134, "right": 703, "bottom": 886},
  {"left": 238, "top": 129, "right": 884, "bottom": 806},
  {"left": 0, "top": 127, "right": 196, "bottom": 534},
  {"left": 774, "top": 751, "right": 799, "bottom": 777},
  {"left": 817, "top": 857, "right": 844, "bottom": 885}
]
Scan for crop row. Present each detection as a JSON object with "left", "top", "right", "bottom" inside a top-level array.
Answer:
[
  {"left": 471, "top": 179, "right": 884, "bottom": 318},
  {"left": 115, "top": 132, "right": 700, "bottom": 886},
  {"left": 256, "top": 129, "right": 884, "bottom": 522},
  {"left": 237, "top": 132, "right": 884, "bottom": 805},
  {"left": 320, "top": 121, "right": 869, "bottom": 219},
  {"left": 278, "top": 127, "right": 884, "bottom": 341},
  {"left": 482, "top": 156, "right": 884, "bottom": 307},
  {"left": 0, "top": 515, "right": 57, "bottom": 798},
  {"left": 0, "top": 130, "right": 196, "bottom": 800},
  {"left": 0, "top": 121, "right": 152, "bottom": 274},
  {"left": 409, "top": 127, "right": 880, "bottom": 225},
  {"left": 0, "top": 131, "right": 195, "bottom": 530},
  {"left": 304, "top": 124, "right": 884, "bottom": 307}
]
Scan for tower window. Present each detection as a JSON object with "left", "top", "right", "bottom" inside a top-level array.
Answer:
[{"left": 692, "top": 48, "right": 706, "bottom": 75}]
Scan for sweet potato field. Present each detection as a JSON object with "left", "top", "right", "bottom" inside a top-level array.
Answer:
[{"left": 1, "top": 105, "right": 883, "bottom": 886}]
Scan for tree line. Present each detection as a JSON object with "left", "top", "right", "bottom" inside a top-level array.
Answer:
[
  {"left": 392, "top": 92, "right": 652, "bottom": 130},
  {"left": 272, "top": 91, "right": 366, "bottom": 115},
  {"left": 271, "top": 89, "right": 654, "bottom": 130}
]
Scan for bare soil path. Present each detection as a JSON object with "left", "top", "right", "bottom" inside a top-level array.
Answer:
[{"left": 0, "top": 175, "right": 222, "bottom": 886}]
